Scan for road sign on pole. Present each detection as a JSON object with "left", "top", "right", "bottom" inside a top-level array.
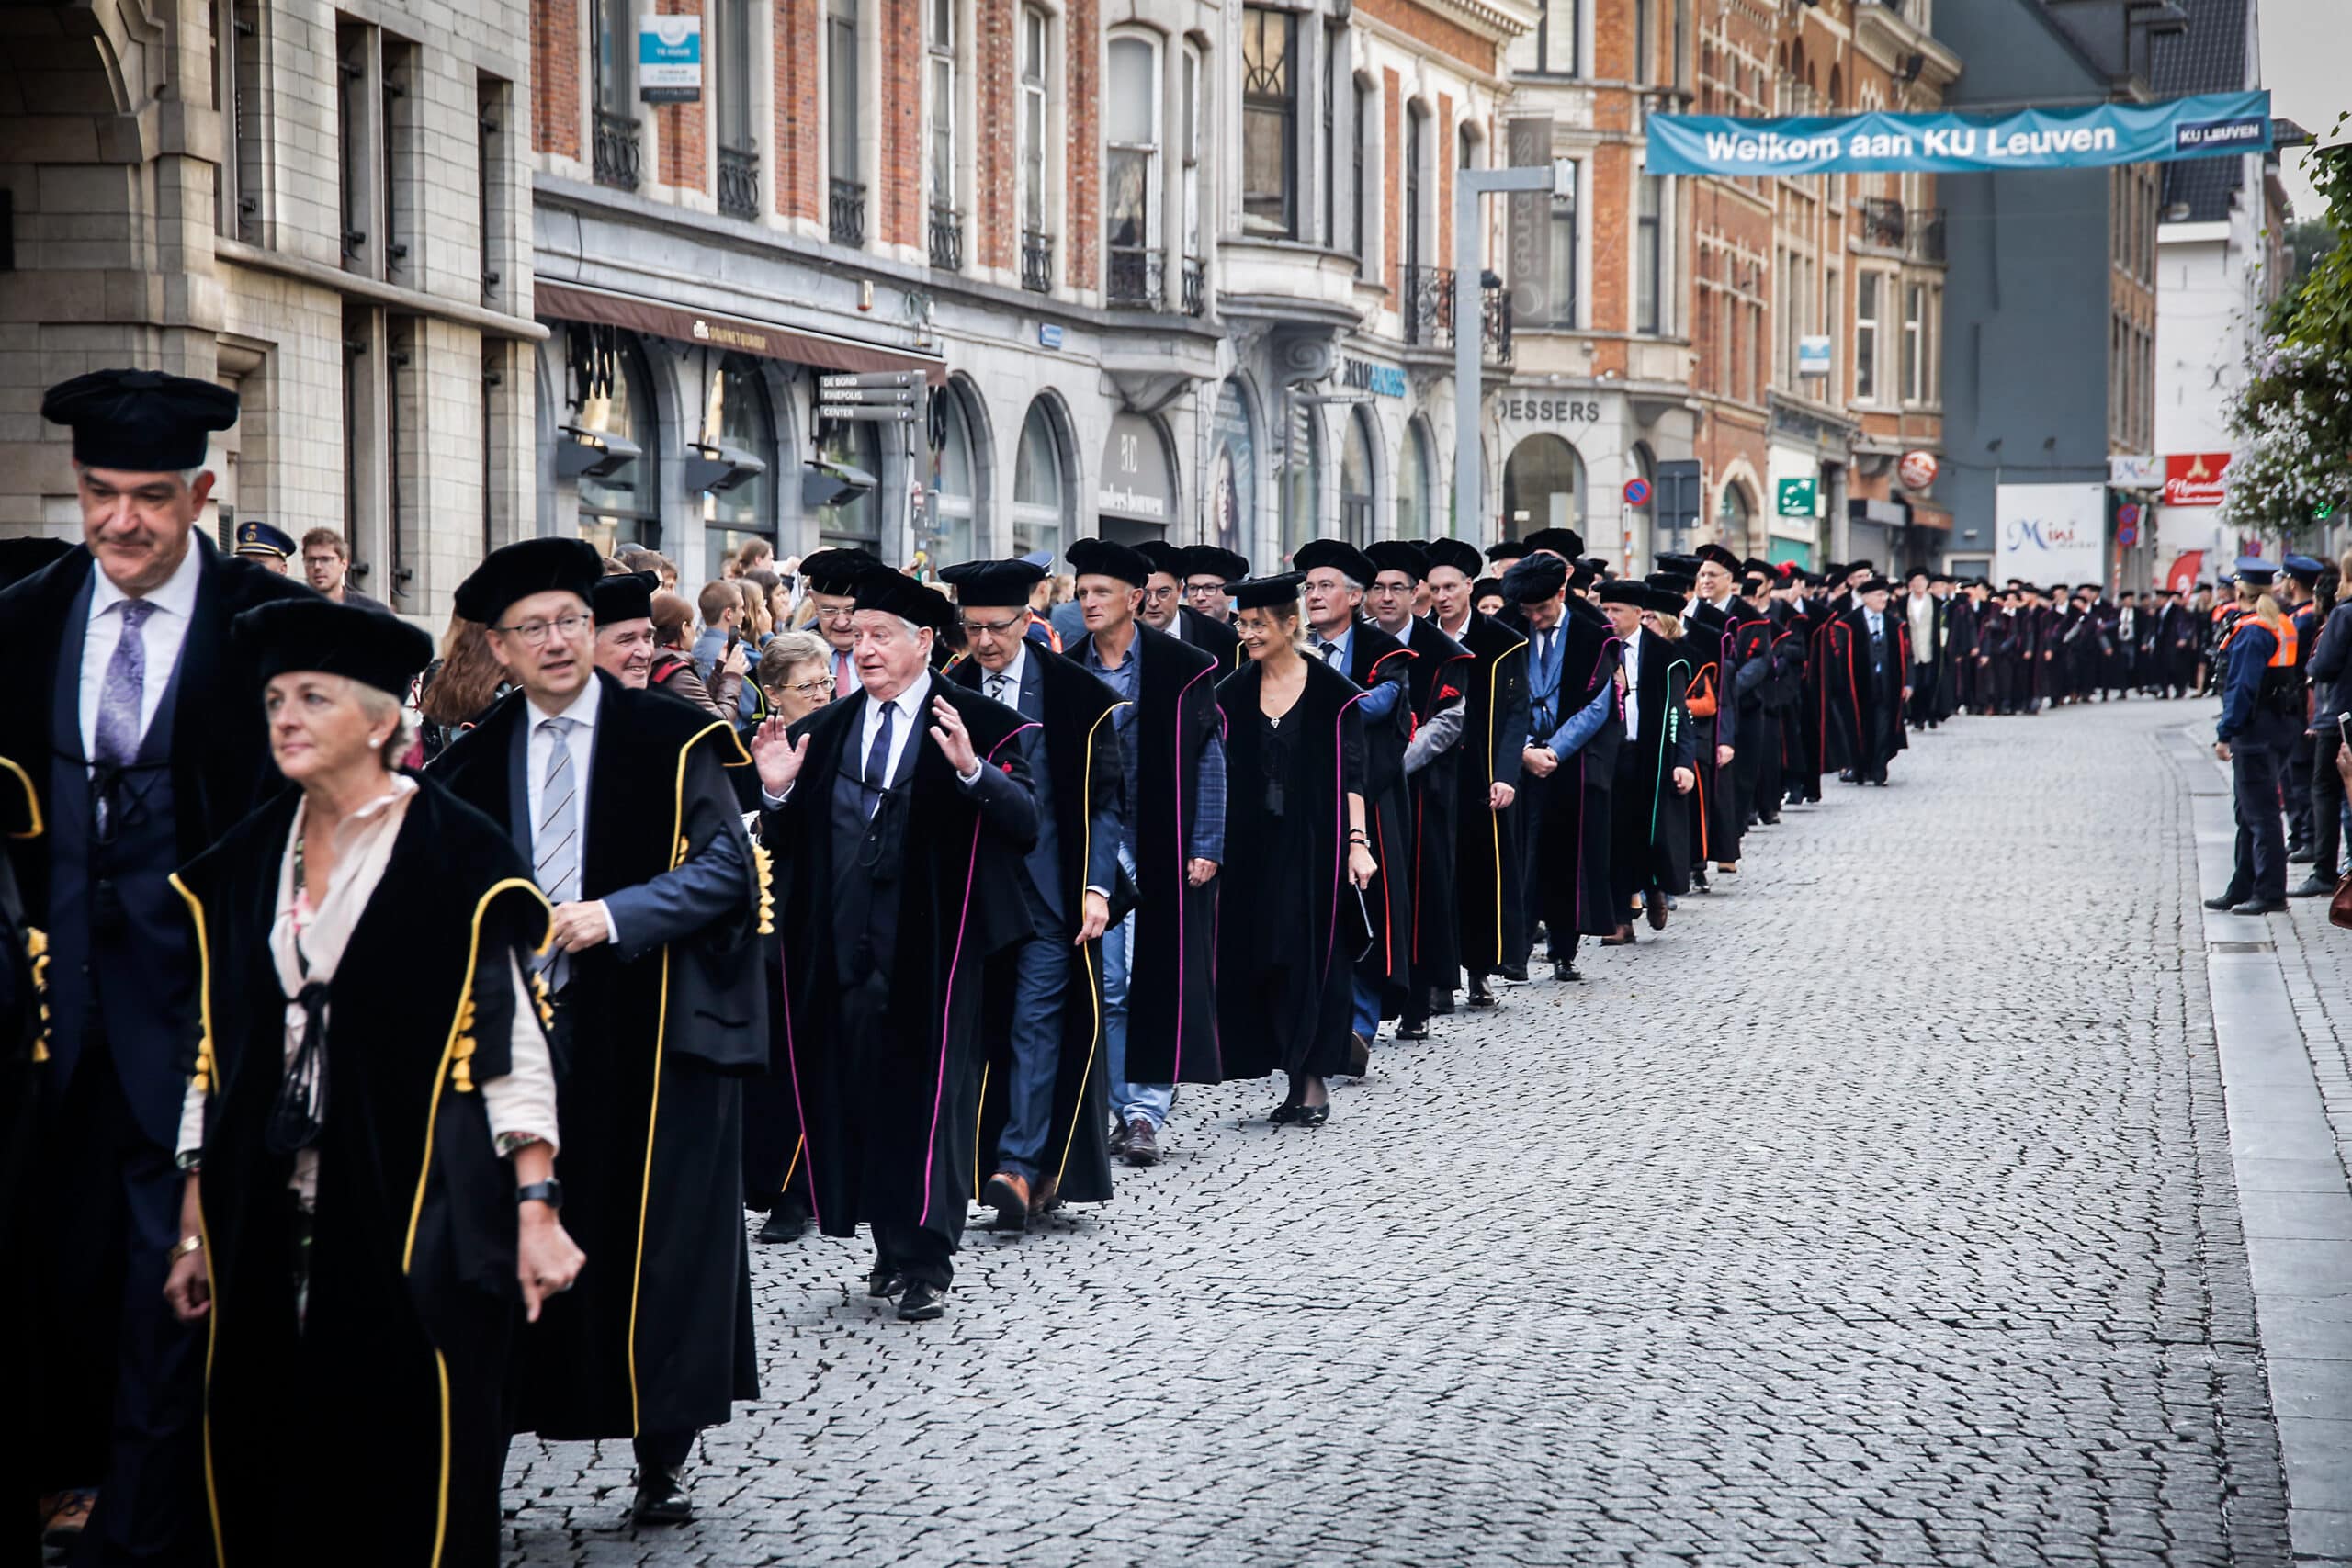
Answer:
[
  {"left": 812, "top": 386, "right": 920, "bottom": 406},
  {"left": 819, "top": 371, "right": 925, "bottom": 391},
  {"left": 818, "top": 404, "right": 921, "bottom": 423}
]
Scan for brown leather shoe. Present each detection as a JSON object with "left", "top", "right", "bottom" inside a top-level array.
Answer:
[
  {"left": 1106, "top": 1117, "right": 1131, "bottom": 1158},
  {"left": 981, "top": 1171, "right": 1031, "bottom": 1231},
  {"left": 1032, "top": 1174, "right": 1060, "bottom": 1213},
  {"left": 41, "top": 1492, "right": 96, "bottom": 1548},
  {"left": 1600, "top": 925, "right": 1638, "bottom": 946},
  {"left": 1124, "top": 1118, "right": 1159, "bottom": 1166}
]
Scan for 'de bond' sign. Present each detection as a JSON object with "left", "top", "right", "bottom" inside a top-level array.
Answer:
[{"left": 1647, "top": 91, "right": 2270, "bottom": 176}]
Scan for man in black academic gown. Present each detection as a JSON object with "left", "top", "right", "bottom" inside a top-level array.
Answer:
[
  {"left": 939, "top": 558, "right": 1126, "bottom": 1227},
  {"left": 799, "top": 547, "right": 886, "bottom": 694},
  {"left": 754, "top": 569, "right": 1038, "bottom": 1317},
  {"left": 1508, "top": 555, "right": 1622, "bottom": 982},
  {"left": 1831, "top": 576, "right": 1910, "bottom": 784},
  {"left": 1425, "top": 540, "right": 1528, "bottom": 1010},
  {"left": 2158, "top": 587, "right": 2198, "bottom": 697},
  {"left": 1689, "top": 546, "right": 1762, "bottom": 875},
  {"left": 1138, "top": 540, "right": 1242, "bottom": 671},
  {"left": 1757, "top": 565, "right": 1806, "bottom": 822},
  {"left": 431, "top": 537, "right": 765, "bottom": 1526},
  {"left": 1363, "top": 541, "right": 1471, "bottom": 1037},
  {"left": 1182, "top": 546, "right": 1250, "bottom": 629},
  {"left": 1602, "top": 581, "right": 1699, "bottom": 942},
  {"left": 1297, "top": 539, "right": 1415, "bottom": 1055},
  {"left": 0, "top": 370, "right": 314, "bottom": 1564},
  {"left": 1065, "top": 538, "right": 1224, "bottom": 1165},
  {"left": 1942, "top": 577, "right": 1978, "bottom": 717}
]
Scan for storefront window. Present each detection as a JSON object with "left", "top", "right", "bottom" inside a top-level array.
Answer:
[
  {"left": 932, "top": 388, "right": 978, "bottom": 567},
  {"left": 702, "top": 354, "right": 775, "bottom": 581},
  {"left": 1340, "top": 407, "right": 1376, "bottom": 546},
  {"left": 816, "top": 419, "right": 881, "bottom": 551},
  {"left": 1012, "top": 400, "right": 1068, "bottom": 559},
  {"left": 1282, "top": 400, "right": 1321, "bottom": 558},
  {"left": 1501, "top": 433, "right": 1582, "bottom": 542},
  {"left": 1211, "top": 379, "right": 1257, "bottom": 559},
  {"left": 1397, "top": 419, "right": 1431, "bottom": 537},
  {"left": 575, "top": 333, "right": 660, "bottom": 554}
]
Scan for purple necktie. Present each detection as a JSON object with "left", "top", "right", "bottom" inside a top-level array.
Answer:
[{"left": 94, "top": 599, "right": 156, "bottom": 768}]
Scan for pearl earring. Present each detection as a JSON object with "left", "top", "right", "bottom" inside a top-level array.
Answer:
[{"left": 368, "top": 737, "right": 384, "bottom": 750}]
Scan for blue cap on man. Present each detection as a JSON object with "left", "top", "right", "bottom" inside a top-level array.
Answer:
[{"left": 232, "top": 520, "right": 297, "bottom": 561}]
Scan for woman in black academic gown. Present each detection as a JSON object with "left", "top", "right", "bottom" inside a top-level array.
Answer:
[
  {"left": 1215, "top": 574, "right": 1379, "bottom": 1124},
  {"left": 164, "top": 599, "right": 583, "bottom": 1566}
]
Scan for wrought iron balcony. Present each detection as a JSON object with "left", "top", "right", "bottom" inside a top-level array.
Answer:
[
  {"left": 1860, "top": 196, "right": 1906, "bottom": 248},
  {"left": 829, "top": 177, "right": 865, "bottom": 246},
  {"left": 1021, "top": 229, "right": 1054, "bottom": 293},
  {"left": 1182, "top": 255, "right": 1205, "bottom": 317},
  {"left": 929, "top": 205, "right": 964, "bottom": 271},
  {"left": 1480, "top": 285, "right": 1514, "bottom": 366},
  {"left": 1107, "top": 246, "right": 1163, "bottom": 309},
  {"left": 594, "top": 110, "right": 641, "bottom": 191},
  {"left": 1403, "top": 264, "right": 1453, "bottom": 347},
  {"left": 1906, "top": 208, "right": 1948, "bottom": 264},
  {"left": 718, "top": 144, "right": 760, "bottom": 220}
]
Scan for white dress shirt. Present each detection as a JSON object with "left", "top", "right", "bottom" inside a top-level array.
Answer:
[
  {"left": 862, "top": 672, "right": 933, "bottom": 788},
  {"left": 980, "top": 643, "right": 1029, "bottom": 709},
  {"left": 525, "top": 677, "right": 618, "bottom": 943},
  {"left": 80, "top": 538, "right": 204, "bottom": 763},
  {"left": 1621, "top": 627, "right": 1644, "bottom": 743}
]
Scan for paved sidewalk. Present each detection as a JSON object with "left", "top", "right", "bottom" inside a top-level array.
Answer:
[{"left": 505, "top": 700, "right": 2304, "bottom": 1567}]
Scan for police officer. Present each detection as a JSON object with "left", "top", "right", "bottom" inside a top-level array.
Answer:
[
  {"left": 230, "top": 519, "right": 298, "bottom": 575},
  {"left": 2207, "top": 560, "right": 2303, "bottom": 916}
]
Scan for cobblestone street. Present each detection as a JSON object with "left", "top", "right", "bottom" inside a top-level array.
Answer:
[{"left": 504, "top": 699, "right": 2315, "bottom": 1567}]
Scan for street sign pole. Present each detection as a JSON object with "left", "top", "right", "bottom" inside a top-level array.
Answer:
[{"left": 1453, "top": 165, "right": 1554, "bottom": 549}]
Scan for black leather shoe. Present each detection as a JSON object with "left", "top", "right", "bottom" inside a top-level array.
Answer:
[
  {"left": 1498, "top": 964, "right": 1530, "bottom": 984},
  {"left": 2290, "top": 874, "right": 2337, "bottom": 898},
  {"left": 866, "top": 1267, "right": 906, "bottom": 1299},
  {"left": 1429, "top": 989, "right": 1456, "bottom": 1017},
  {"left": 1296, "top": 1102, "right": 1330, "bottom": 1127},
  {"left": 2227, "top": 899, "right": 2289, "bottom": 915},
  {"left": 1551, "top": 962, "right": 1583, "bottom": 983},
  {"left": 2203, "top": 892, "right": 2250, "bottom": 911},
  {"left": 1465, "top": 976, "right": 1498, "bottom": 1008},
  {"left": 756, "top": 1203, "right": 807, "bottom": 1245},
  {"left": 1396, "top": 1017, "right": 1430, "bottom": 1040},
  {"left": 897, "top": 1281, "right": 949, "bottom": 1322},
  {"left": 1690, "top": 868, "right": 1710, "bottom": 893},
  {"left": 2289, "top": 847, "right": 2318, "bottom": 864},
  {"left": 1269, "top": 1100, "right": 1304, "bottom": 1125},
  {"left": 1346, "top": 1032, "right": 1372, "bottom": 1076},
  {"left": 631, "top": 1466, "right": 694, "bottom": 1525},
  {"left": 1106, "top": 1117, "right": 1131, "bottom": 1158},
  {"left": 1644, "top": 888, "right": 1668, "bottom": 931}
]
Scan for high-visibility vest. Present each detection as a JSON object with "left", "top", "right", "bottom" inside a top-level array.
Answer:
[{"left": 1025, "top": 608, "right": 1064, "bottom": 652}]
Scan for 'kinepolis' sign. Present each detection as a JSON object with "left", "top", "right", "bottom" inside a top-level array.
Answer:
[{"left": 1646, "top": 91, "right": 2270, "bottom": 176}]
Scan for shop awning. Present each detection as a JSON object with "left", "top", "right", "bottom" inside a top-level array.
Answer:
[{"left": 536, "top": 282, "right": 947, "bottom": 386}]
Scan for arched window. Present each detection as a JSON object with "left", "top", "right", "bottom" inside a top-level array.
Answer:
[
  {"left": 1012, "top": 399, "right": 1069, "bottom": 558},
  {"left": 702, "top": 353, "right": 775, "bottom": 580},
  {"left": 1281, "top": 400, "right": 1321, "bottom": 557},
  {"left": 1397, "top": 418, "right": 1431, "bottom": 538},
  {"left": 931, "top": 385, "right": 979, "bottom": 566},
  {"left": 1340, "top": 407, "right": 1377, "bottom": 545},
  {"left": 1502, "top": 433, "right": 1584, "bottom": 542},
  {"left": 1211, "top": 378, "right": 1257, "bottom": 558},
  {"left": 817, "top": 419, "right": 881, "bottom": 551},
  {"left": 1717, "top": 479, "right": 1754, "bottom": 552},
  {"left": 575, "top": 333, "right": 661, "bottom": 554},
  {"left": 1106, "top": 31, "right": 1164, "bottom": 306}
]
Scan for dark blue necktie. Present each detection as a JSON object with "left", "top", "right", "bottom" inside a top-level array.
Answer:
[{"left": 862, "top": 700, "right": 895, "bottom": 820}]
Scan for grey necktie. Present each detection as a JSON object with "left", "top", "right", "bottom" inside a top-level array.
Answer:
[
  {"left": 94, "top": 599, "right": 156, "bottom": 769},
  {"left": 534, "top": 716, "right": 581, "bottom": 992}
]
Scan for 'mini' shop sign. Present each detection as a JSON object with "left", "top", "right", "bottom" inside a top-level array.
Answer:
[{"left": 1646, "top": 91, "right": 2270, "bottom": 177}]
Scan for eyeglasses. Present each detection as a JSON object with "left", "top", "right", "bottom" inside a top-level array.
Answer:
[
  {"left": 1141, "top": 585, "right": 1179, "bottom": 604},
  {"left": 494, "top": 613, "right": 590, "bottom": 646},
  {"left": 785, "top": 676, "right": 836, "bottom": 699},
  {"left": 814, "top": 604, "right": 857, "bottom": 624},
  {"left": 960, "top": 614, "right": 1026, "bottom": 636}
]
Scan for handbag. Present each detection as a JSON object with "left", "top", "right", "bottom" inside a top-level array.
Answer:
[{"left": 2329, "top": 873, "right": 2352, "bottom": 931}]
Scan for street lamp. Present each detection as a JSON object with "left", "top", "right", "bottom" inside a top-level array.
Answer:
[{"left": 1453, "top": 162, "right": 1566, "bottom": 545}]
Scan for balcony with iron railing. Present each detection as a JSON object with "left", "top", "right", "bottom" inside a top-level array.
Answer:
[
  {"left": 718, "top": 145, "right": 759, "bottom": 220},
  {"left": 929, "top": 206, "right": 964, "bottom": 272},
  {"left": 1906, "top": 208, "right": 1947, "bottom": 265},
  {"left": 1021, "top": 230, "right": 1054, "bottom": 292},
  {"left": 829, "top": 177, "right": 865, "bottom": 246},
  {"left": 1107, "top": 247, "right": 1164, "bottom": 310},
  {"left": 594, "top": 110, "right": 641, "bottom": 191},
  {"left": 1860, "top": 197, "right": 1906, "bottom": 249},
  {"left": 1400, "top": 265, "right": 1511, "bottom": 364},
  {"left": 1181, "top": 256, "right": 1205, "bottom": 317}
]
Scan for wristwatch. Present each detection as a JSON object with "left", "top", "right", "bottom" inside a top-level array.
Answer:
[{"left": 515, "top": 1179, "right": 563, "bottom": 1210}]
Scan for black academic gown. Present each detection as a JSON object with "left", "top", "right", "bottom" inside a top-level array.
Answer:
[
  {"left": 173, "top": 781, "right": 548, "bottom": 1567},
  {"left": 1064, "top": 624, "right": 1222, "bottom": 1084},
  {"left": 1682, "top": 600, "right": 1735, "bottom": 868},
  {"left": 764, "top": 679, "right": 1038, "bottom": 1253},
  {"left": 951, "top": 651, "right": 1130, "bottom": 1207},
  {"left": 1943, "top": 597, "right": 1977, "bottom": 716},
  {"left": 432, "top": 675, "right": 765, "bottom": 1441},
  {"left": 1829, "top": 608, "right": 1909, "bottom": 780},
  {"left": 1176, "top": 604, "right": 1244, "bottom": 671},
  {"left": 1396, "top": 619, "right": 1474, "bottom": 997},
  {"left": 1442, "top": 612, "right": 1530, "bottom": 977},
  {"left": 1530, "top": 599, "right": 1623, "bottom": 943},
  {"left": 1611, "top": 630, "right": 1699, "bottom": 901},
  {"left": 1215, "top": 659, "right": 1369, "bottom": 1081},
  {"left": 1336, "top": 622, "right": 1416, "bottom": 1021}
]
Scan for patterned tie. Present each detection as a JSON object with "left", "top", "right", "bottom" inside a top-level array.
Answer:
[
  {"left": 1320, "top": 638, "right": 1343, "bottom": 668},
  {"left": 862, "top": 701, "right": 896, "bottom": 821},
  {"left": 94, "top": 599, "right": 157, "bottom": 769},
  {"left": 534, "top": 716, "right": 581, "bottom": 992},
  {"left": 987, "top": 672, "right": 1012, "bottom": 708}
]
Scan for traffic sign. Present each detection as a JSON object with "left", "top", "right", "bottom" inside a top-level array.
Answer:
[
  {"left": 1623, "top": 477, "right": 1652, "bottom": 508},
  {"left": 814, "top": 386, "right": 919, "bottom": 406},
  {"left": 818, "top": 371, "right": 924, "bottom": 390},
  {"left": 818, "top": 403, "right": 920, "bottom": 423}
]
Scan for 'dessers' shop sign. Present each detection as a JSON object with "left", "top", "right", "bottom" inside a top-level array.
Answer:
[{"left": 1647, "top": 91, "right": 2269, "bottom": 175}]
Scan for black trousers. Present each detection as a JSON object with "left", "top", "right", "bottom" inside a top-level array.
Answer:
[
  {"left": 1907, "top": 665, "right": 1939, "bottom": 727},
  {"left": 36, "top": 1031, "right": 205, "bottom": 1566},
  {"left": 2312, "top": 729, "right": 2347, "bottom": 878},
  {"left": 1754, "top": 710, "right": 1783, "bottom": 819},
  {"left": 1731, "top": 711, "right": 1764, "bottom": 829},
  {"left": 2287, "top": 734, "right": 2317, "bottom": 849},
  {"left": 2226, "top": 739, "right": 2290, "bottom": 904}
]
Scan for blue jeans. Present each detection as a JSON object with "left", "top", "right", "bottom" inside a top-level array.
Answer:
[
  {"left": 994, "top": 933, "right": 1068, "bottom": 1179},
  {"left": 1102, "top": 850, "right": 1174, "bottom": 1130},
  {"left": 1350, "top": 974, "right": 1380, "bottom": 1040}
]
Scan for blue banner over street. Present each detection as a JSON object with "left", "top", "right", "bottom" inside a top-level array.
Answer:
[{"left": 1646, "top": 90, "right": 2271, "bottom": 176}]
